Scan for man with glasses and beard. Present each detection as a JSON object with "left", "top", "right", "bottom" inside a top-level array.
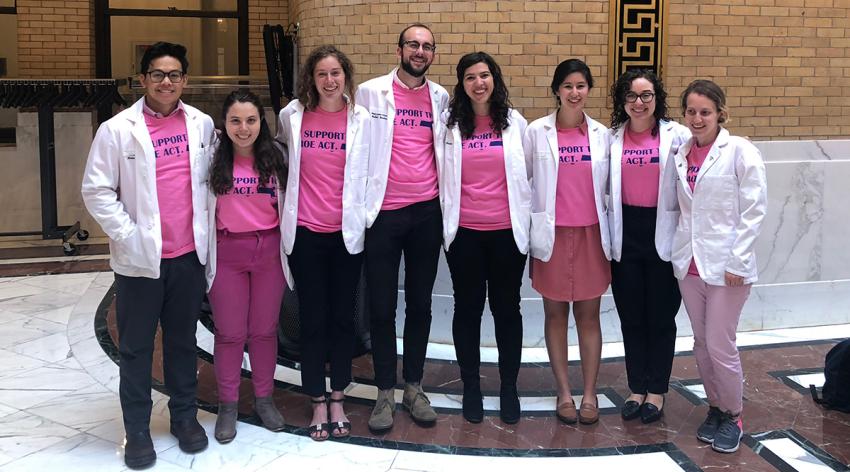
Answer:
[
  {"left": 355, "top": 23, "right": 449, "bottom": 433},
  {"left": 82, "top": 42, "right": 216, "bottom": 469}
]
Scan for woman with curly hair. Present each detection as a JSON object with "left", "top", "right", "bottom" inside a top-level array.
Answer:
[
  {"left": 206, "top": 89, "right": 287, "bottom": 443},
  {"left": 276, "top": 45, "right": 369, "bottom": 441},
  {"left": 607, "top": 69, "right": 690, "bottom": 424},
  {"left": 442, "top": 51, "right": 531, "bottom": 424}
]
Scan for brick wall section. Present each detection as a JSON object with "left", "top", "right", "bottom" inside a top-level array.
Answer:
[
  {"left": 290, "top": 0, "right": 850, "bottom": 140},
  {"left": 291, "top": 0, "right": 612, "bottom": 124},
  {"left": 11, "top": 0, "right": 850, "bottom": 139},
  {"left": 665, "top": 0, "right": 850, "bottom": 139},
  {"left": 16, "top": 0, "right": 96, "bottom": 78},
  {"left": 249, "top": 0, "right": 289, "bottom": 76}
]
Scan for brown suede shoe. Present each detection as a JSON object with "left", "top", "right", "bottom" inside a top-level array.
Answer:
[
  {"left": 368, "top": 388, "right": 396, "bottom": 433},
  {"left": 579, "top": 402, "right": 599, "bottom": 425},
  {"left": 402, "top": 383, "right": 437, "bottom": 426},
  {"left": 255, "top": 396, "right": 285, "bottom": 432},
  {"left": 555, "top": 396, "right": 578, "bottom": 424},
  {"left": 214, "top": 402, "right": 238, "bottom": 444}
]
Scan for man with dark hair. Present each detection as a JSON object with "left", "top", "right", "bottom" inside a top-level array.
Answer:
[
  {"left": 82, "top": 41, "right": 216, "bottom": 469},
  {"left": 355, "top": 24, "right": 448, "bottom": 433}
]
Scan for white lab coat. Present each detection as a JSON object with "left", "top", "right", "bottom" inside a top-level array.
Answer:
[
  {"left": 670, "top": 128, "right": 767, "bottom": 285},
  {"left": 440, "top": 108, "right": 531, "bottom": 253},
  {"left": 523, "top": 111, "right": 612, "bottom": 262},
  {"left": 275, "top": 99, "right": 370, "bottom": 289},
  {"left": 354, "top": 68, "right": 449, "bottom": 226},
  {"left": 608, "top": 120, "right": 691, "bottom": 262},
  {"left": 81, "top": 97, "right": 216, "bottom": 279}
]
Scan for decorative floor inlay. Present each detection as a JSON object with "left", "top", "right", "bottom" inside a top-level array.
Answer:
[{"left": 3, "top": 272, "right": 850, "bottom": 471}]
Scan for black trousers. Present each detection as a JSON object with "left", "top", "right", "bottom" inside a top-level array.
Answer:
[
  {"left": 611, "top": 205, "right": 681, "bottom": 395},
  {"left": 115, "top": 251, "right": 206, "bottom": 435},
  {"left": 445, "top": 228, "right": 527, "bottom": 386},
  {"left": 288, "top": 226, "right": 363, "bottom": 397},
  {"left": 365, "top": 197, "right": 443, "bottom": 390}
]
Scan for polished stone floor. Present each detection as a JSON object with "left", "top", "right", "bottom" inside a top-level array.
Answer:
[{"left": 1, "top": 270, "right": 849, "bottom": 471}]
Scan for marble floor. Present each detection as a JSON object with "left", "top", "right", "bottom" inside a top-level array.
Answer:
[{"left": 1, "top": 271, "right": 849, "bottom": 472}]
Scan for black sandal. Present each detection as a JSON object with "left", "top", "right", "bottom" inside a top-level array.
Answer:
[
  {"left": 328, "top": 396, "right": 351, "bottom": 438},
  {"left": 308, "top": 397, "right": 330, "bottom": 442}
]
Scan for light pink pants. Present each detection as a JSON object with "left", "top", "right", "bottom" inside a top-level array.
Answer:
[
  {"left": 209, "top": 228, "right": 285, "bottom": 403},
  {"left": 678, "top": 275, "right": 751, "bottom": 415}
]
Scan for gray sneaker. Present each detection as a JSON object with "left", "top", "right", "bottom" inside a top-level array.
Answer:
[
  {"left": 696, "top": 406, "right": 723, "bottom": 443},
  {"left": 711, "top": 413, "right": 743, "bottom": 453},
  {"left": 402, "top": 382, "right": 437, "bottom": 425},
  {"left": 368, "top": 388, "right": 396, "bottom": 433}
]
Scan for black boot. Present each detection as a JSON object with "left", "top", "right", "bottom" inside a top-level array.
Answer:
[
  {"left": 500, "top": 384, "right": 520, "bottom": 424},
  {"left": 462, "top": 381, "right": 483, "bottom": 423}
]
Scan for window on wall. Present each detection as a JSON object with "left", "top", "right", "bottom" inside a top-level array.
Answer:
[
  {"left": 0, "top": 3, "right": 17, "bottom": 144},
  {"left": 95, "top": 0, "right": 247, "bottom": 78}
]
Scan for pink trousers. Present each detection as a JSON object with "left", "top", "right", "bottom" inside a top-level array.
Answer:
[
  {"left": 208, "top": 228, "right": 285, "bottom": 403},
  {"left": 678, "top": 275, "right": 751, "bottom": 415}
]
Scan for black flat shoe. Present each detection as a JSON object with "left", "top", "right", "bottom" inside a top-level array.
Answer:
[
  {"left": 640, "top": 400, "right": 664, "bottom": 424},
  {"left": 621, "top": 400, "right": 642, "bottom": 420}
]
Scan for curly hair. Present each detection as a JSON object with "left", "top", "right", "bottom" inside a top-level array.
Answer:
[
  {"left": 447, "top": 52, "right": 512, "bottom": 139},
  {"left": 609, "top": 68, "right": 670, "bottom": 134},
  {"left": 209, "top": 89, "right": 286, "bottom": 196},
  {"left": 296, "top": 45, "right": 356, "bottom": 111}
]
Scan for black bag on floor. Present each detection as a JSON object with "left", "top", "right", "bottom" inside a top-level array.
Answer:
[{"left": 810, "top": 339, "right": 850, "bottom": 413}]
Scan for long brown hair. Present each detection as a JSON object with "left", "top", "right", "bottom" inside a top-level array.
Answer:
[{"left": 296, "top": 45, "right": 356, "bottom": 111}]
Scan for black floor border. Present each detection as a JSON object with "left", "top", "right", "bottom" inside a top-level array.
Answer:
[
  {"left": 744, "top": 429, "right": 850, "bottom": 472},
  {"left": 670, "top": 379, "right": 708, "bottom": 407},
  {"left": 92, "top": 283, "right": 703, "bottom": 467},
  {"left": 767, "top": 368, "right": 824, "bottom": 396}
]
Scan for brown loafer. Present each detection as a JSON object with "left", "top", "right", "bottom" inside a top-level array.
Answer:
[
  {"left": 555, "top": 396, "right": 577, "bottom": 424},
  {"left": 579, "top": 402, "right": 599, "bottom": 424}
]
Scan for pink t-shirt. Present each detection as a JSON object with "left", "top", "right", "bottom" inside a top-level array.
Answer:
[
  {"left": 685, "top": 140, "right": 713, "bottom": 276},
  {"left": 555, "top": 125, "right": 598, "bottom": 227},
  {"left": 144, "top": 107, "right": 195, "bottom": 259},
  {"left": 621, "top": 126, "right": 661, "bottom": 207},
  {"left": 297, "top": 107, "right": 347, "bottom": 233},
  {"left": 381, "top": 81, "right": 439, "bottom": 210},
  {"left": 215, "top": 155, "right": 279, "bottom": 233},
  {"left": 459, "top": 115, "right": 511, "bottom": 231}
]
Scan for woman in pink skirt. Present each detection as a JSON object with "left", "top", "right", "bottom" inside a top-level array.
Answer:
[{"left": 523, "top": 59, "right": 612, "bottom": 425}]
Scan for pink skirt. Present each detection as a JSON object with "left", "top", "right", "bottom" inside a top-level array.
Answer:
[{"left": 531, "top": 224, "right": 611, "bottom": 302}]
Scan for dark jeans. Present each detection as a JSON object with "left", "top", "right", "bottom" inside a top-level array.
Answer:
[
  {"left": 445, "top": 227, "right": 527, "bottom": 386},
  {"left": 365, "top": 197, "right": 443, "bottom": 390},
  {"left": 288, "top": 226, "right": 364, "bottom": 397},
  {"left": 115, "top": 251, "right": 206, "bottom": 434},
  {"left": 611, "top": 205, "right": 681, "bottom": 395}
]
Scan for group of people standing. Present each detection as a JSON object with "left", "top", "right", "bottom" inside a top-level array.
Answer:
[{"left": 81, "top": 22, "right": 767, "bottom": 471}]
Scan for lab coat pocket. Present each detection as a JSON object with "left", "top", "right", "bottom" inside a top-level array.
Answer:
[
  {"left": 112, "top": 225, "right": 144, "bottom": 267},
  {"left": 529, "top": 211, "right": 551, "bottom": 257}
]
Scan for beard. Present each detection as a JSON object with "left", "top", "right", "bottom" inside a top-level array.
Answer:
[{"left": 400, "top": 55, "right": 429, "bottom": 78}]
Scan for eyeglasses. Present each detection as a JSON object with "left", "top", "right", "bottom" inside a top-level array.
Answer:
[
  {"left": 146, "top": 70, "right": 185, "bottom": 83},
  {"left": 401, "top": 40, "right": 436, "bottom": 53},
  {"left": 625, "top": 92, "right": 655, "bottom": 104}
]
